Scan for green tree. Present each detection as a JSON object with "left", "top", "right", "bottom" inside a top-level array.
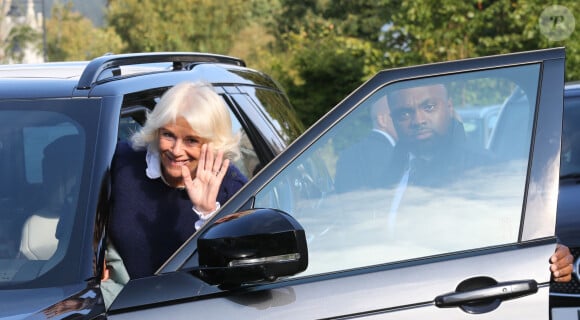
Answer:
[
  {"left": 252, "top": 1, "right": 393, "bottom": 127},
  {"left": 106, "top": 0, "right": 255, "bottom": 53},
  {"left": 322, "top": 0, "right": 397, "bottom": 42},
  {"left": 47, "top": 2, "right": 125, "bottom": 61},
  {"left": 269, "top": 0, "right": 319, "bottom": 44},
  {"left": 274, "top": 21, "right": 383, "bottom": 127},
  {"left": 384, "top": 0, "right": 580, "bottom": 80},
  {"left": 227, "top": 0, "right": 281, "bottom": 71}
]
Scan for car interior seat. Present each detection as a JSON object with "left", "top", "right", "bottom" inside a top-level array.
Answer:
[{"left": 19, "top": 134, "right": 82, "bottom": 260}]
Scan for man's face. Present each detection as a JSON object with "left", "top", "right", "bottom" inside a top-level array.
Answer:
[{"left": 389, "top": 84, "right": 454, "bottom": 154}]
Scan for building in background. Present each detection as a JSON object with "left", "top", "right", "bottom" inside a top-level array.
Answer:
[{"left": 1, "top": 0, "right": 44, "bottom": 63}]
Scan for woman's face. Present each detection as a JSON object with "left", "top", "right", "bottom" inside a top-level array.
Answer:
[{"left": 157, "top": 116, "right": 206, "bottom": 187}]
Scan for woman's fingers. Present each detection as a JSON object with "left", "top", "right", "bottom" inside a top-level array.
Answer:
[
  {"left": 184, "top": 143, "right": 228, "bottom": 214},
  {"left": 216, "top": 158, "right": 230, "bottom": 180},
  {"left": 204, "top": 143, "right": 215, "bottom": 173},
  {"left": 182, "top": 164, "right": 193, "bottom": 186},
  {"left": 196, "top": 143, "right": 208, "bottom": 177},
  {"left": 198, "top": 143, "right": 226, "bottom": 178},
  {"left": 212, "top": 148, "right": 223, "bottom": 173}
]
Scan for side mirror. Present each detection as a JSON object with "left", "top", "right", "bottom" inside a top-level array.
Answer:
[{"left": 197, "top": 208, "right": 308, "bottom": 288}]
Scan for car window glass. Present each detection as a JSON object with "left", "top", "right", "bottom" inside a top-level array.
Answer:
[
  {"left": 561, "top": 96, "right": 580, "bottom": 177},
  {"left": 0, "top": 110, "right": 85, "bottom": 283},
  {"left": 118, "top": 96, "right": 260, "bottom": 178},
  {"left": 254, "top": 64, "right": 540, "bottom": 276},
  {"left": 118, "top": 116, "right": 142, "bottom": 142},
  {"left": 229, "top": 108, "right": 260, "bottom": 179},
  {"left": 240, "top": 87, "right": 304, "bottom": 143}
]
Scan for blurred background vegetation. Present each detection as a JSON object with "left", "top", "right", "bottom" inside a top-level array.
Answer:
[{"left": 1, "top": 0, "right": 579, "bottom": 127}]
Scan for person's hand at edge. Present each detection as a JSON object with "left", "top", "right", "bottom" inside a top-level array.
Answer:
[
  {"left": 102, "top": 258, "right": 110, "bottom": 281},
  {"left": 551, "top": 244, "right": 574, "bottom": 282}
]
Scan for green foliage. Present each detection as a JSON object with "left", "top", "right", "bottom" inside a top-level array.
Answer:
[
  {"left": 273, "top": 22, "right": 383, "bottom": 127},
  {"left": 259, "top": 2, "right": 390, "bottom": 127},
  {"left": 46, "top": 3, "right": 125, "bottom": 61},
  {"left": 322, "top": 0, "right": 397, "bottom": 42},
  {"left": 20, "top": 0, "right": 580, "bottom": 125},
  {"left": 448, "top": 78, "right": 515, "bottom": 108},
  {"left": 106, "top": 0, "right": 255, "bottom": 53},
  {"left": 386, "top": 1, "right": 479, "bottom": 63},
  {"left": 386, "top": 0, "right": 580, "bottom": 81},
  {"left": 269, "top": 0, "right": 319, "bottom": 43},
  {"left": 288, "top": 37, "right": 365, "bottom": 126},
  {"left": 227, "top": 0, "right": 281, "bottom": 72}
]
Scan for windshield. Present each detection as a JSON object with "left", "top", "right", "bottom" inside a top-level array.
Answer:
[
  {"left": 561, "top": 95, "right": 580, "bottom": 178},
  {"left": 0, "top": 100, "right": 100, "bottom": 289}
]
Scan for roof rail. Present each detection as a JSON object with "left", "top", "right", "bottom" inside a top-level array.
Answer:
[{"left": 76, "top": 52, "right": 246, "bottom": 90}]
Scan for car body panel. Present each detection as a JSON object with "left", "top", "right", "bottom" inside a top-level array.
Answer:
[{"left": 111, "top": 245, "right": 554, "bottom": 319}]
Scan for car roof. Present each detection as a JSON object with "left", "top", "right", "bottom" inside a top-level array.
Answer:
[
  {"left": 0, "top": 52, "right": 275, "bottom": 99},
  {"left": 0, "top": 61, "right": 170, "bottom": 79},
  {"left": 0, "top": 61, "right": 88, "bottom": 79}
]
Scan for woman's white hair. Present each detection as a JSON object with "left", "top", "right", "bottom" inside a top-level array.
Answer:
[{"left": 131, "top": 81, "right": 240, "bottom": 160}]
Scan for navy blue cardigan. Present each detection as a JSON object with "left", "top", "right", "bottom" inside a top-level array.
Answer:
[{"left": 108, "top": 141, "right": 247, "bottom": 279}]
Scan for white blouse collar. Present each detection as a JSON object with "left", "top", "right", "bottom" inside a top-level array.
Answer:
[
  {"left": 145, "top": 147, "right": 162, "bottom": 180},
  {"left": 145, "top": 147, "right": 185, "bottom": 189}
]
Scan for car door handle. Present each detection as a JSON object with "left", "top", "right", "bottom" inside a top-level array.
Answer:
[{"left": 435, "top": 278, "right": 537, "bottom": 313}]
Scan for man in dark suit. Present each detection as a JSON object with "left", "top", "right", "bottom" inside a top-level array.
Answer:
[
  {"left": 385, "top": 82, "right": 573, "bottom": 282},
  {"left": 334, "top": 95, "right": 397, "bottom": 193},
  {"left": 385, "top": 83, "right": 485, "bottom": 188}
]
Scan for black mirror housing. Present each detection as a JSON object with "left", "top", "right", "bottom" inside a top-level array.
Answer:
[{"left": 197, "top": 208, "right": 308, "bottom": 287}]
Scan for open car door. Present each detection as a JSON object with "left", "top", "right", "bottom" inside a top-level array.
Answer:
[{"left": 111, "top": 48, "right": 564, "bottom": 319}]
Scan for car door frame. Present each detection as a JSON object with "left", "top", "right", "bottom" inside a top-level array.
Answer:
[{"left": 109, "top": 48, "right": 565, "bottom": 318}]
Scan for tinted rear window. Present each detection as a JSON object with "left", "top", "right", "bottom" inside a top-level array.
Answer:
[{"left": 561, "top": 95, "right": 580, "bottom": 177}]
